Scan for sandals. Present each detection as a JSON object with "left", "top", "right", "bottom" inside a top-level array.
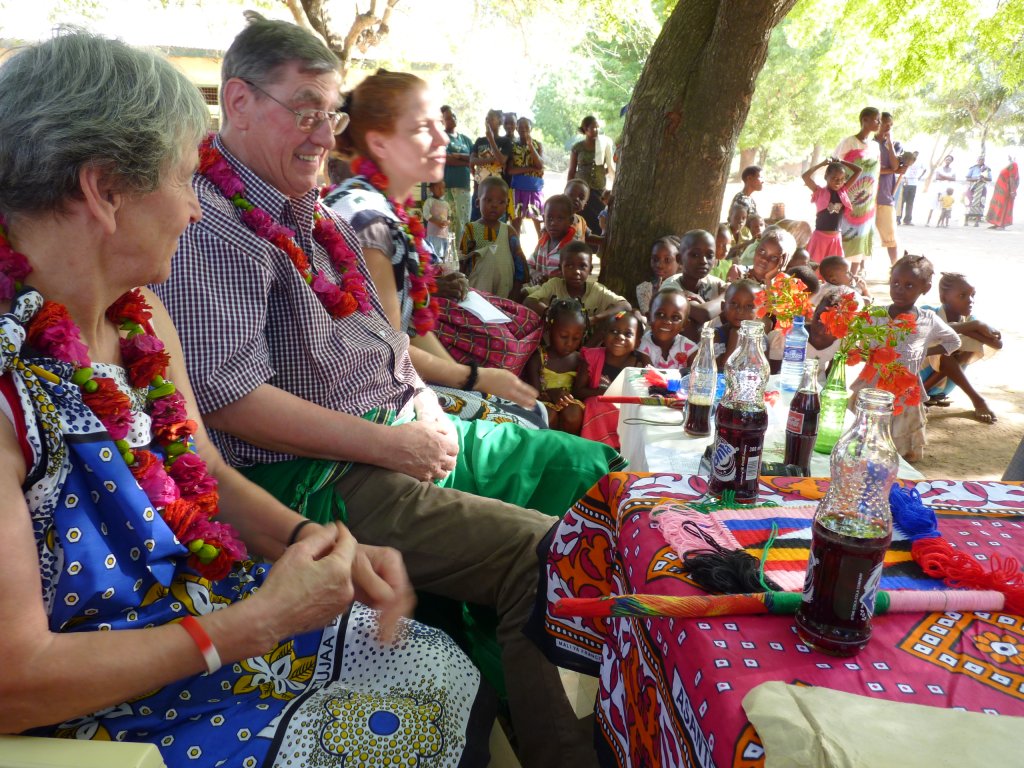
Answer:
[{"left": 925, "top": 395, "right": 951, "bottom": 408}]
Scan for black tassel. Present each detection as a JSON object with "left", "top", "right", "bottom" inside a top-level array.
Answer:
[{"left": 679, "top": 521, "right": 782, "bottom": 594}]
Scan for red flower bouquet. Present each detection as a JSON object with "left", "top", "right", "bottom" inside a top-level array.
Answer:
[
  {"left": 755, "top": 273, "right": 814, "bottom": 332},
  {"left": 819, "top": 292, "right": 919, "bottom": 413}
]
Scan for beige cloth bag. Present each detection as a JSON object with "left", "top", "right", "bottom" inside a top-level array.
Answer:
[{"left": 743, "top": 681, "right": 1022, "bottom": 767}]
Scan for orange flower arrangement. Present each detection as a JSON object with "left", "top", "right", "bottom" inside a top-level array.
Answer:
[
  {"left": 755, "top": 273, "right": 814, "bottom": 332},
  {"left": 819, "top": 292, "right": 919, "bottom": 413}
]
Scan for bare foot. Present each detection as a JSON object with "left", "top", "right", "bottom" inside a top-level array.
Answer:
[
  {"left": 903, "top": 449, "right": 924, "bottom": 463},
  {"left": 972, "top": 401, "right": 997, "bottom": 424}
]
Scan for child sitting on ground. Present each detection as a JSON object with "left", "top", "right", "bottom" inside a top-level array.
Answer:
[
  {"left": 597, "top": 190, "right": 613, "bottom": 236},
  {"left": 524, "top": 242, "right": 630, "bottom": 337},
  {"left": 460, "top": 176, "right": 529, "bottom": 299},
  {"left": 937, "top": 187, "right": 955, "bottom": 227},
  {"left": 638, "top": 288, "right": 697, "bottom": 371},
  {"left": 635, "top": 236, "right": 681, "bottom": 315},
  {"left": 528, "top": 194, "right": 577, "bottom": 285},
  {"left": 726, "top": 202, "right": 751, "bottom": 244},
  {"left": 805, "top": 287, "right": 848, "bottom": 382},
  {"left": 710, "top": 224, "right": 735, "bottom": 281},
  {"left": 850, "top": 253, "right": 961, "bottom": 462},
  {"left": 422, "top": 180, "right": 451, "bottom": 263},
  {"left": 920, "top": 272, "right": 1002, "bottom": 423},
  {"left": 564, "top": 179, "right": 601, "bottom": 244},
  {"left": 709, "top": 279, "right": 764, "bottom": 368},
  {"left": 818, "top": 255, "right": 870, "bottom": 303},
  {"left": 787, "top": 248, "right": 811, "bottom": 270},
  {"left": 662, "top": 229, "right": 728, "bottom": 335},
  {"left": 747, "top": 212, "right": 765, "bottom": 241},
  {"left": 743, "top": 226, "right": 796, "bottom": 286},
  {"left": 522, "top": 299, "right": 587, "bottom": 434},
  {"left": 575, "top": 311, "right": 651, "bottom": 448},
  {"left": 801, "top": 157, "right": 862, "bottom": 265}
]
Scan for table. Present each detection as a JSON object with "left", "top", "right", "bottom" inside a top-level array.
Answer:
[
  {"left": 534, "top": 473, "right": 1024, "bottom": 768},
  {"left": 610, "top": 367, "right": 924, "bottom": 480}
]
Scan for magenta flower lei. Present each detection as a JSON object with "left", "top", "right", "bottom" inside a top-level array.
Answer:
[
  {"left": 0, "top": 216, "right": 246, "bottom": 580},
  {"left": 349, "top": 156, "right": 439, "bottom": 336},
  {"left": 198, "top": 135, "right": 372, "bottom": 319}
]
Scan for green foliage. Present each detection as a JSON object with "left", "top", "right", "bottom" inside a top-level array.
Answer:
[
  {"left": 740, "top": 0, "right": 1023, "bottom": 166},
  {"left": 531, "top": 0, "right": 667, "bottom": 157}
]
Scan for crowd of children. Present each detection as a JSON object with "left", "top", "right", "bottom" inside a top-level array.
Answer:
[{"left": 438, "top": 115, "right": 1002, "bottom": 463}]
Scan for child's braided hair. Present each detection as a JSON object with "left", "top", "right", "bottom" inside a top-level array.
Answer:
[
  {"left": 545, "top": 298, "right": 589, "bottom": 337},
  {"left": 891, "top": 253, "right": 934, "bottom": 282},
  {"left": 938, "top": 272, "right": 970, "bottom": 293}
]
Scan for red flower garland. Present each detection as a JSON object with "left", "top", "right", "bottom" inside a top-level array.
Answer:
[
  {"left": 0, "top": 216, "right": 246, "bottom": 579},
  {"left": 197, "top": 135, "right": 371, "bottom": 320},
  {"left": 349, "top": 156, "right": 439, "bottom": 336}
]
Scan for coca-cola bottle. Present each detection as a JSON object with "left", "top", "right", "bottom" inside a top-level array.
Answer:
[
  {"left": 708, "top": 320, "right": 768, "bottom": 503},
  {"left": 784, "top": 358, "right": 820, "bottom": 475},
  {"left": 684, "top": 325, "right": 717, "bottom": 437},
  {"left": 795, "top": 388, "right": 899, "bottom": 657}
]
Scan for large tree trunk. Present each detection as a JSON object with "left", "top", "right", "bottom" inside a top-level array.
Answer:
[{"left": 603, "top": 0, "right": 797, "bottom": 296}]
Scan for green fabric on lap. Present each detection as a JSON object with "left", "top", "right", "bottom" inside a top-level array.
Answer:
[
  {"left": 239, "top": 458, "right": 348, "bottom": 524},
  {"left": 439, "top": 414, "right": 627, "bottom": 517}
]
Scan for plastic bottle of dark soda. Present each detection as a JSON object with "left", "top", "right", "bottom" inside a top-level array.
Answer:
[
  {"left": 707, "top": 320, "right": 768, "bottom": 503},
  {"left": 795, "top": 388, "right": 898, "bottom": 657},
  {"left": 784, "top": 358, "right": 820, "bottom": 475},
  {"left": 684, "top": 325, "right": 717, "bottom": 437}
]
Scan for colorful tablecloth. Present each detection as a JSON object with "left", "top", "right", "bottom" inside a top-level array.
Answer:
[{"left": 534, "top": 473, "right": 1024, "bottom": 768}]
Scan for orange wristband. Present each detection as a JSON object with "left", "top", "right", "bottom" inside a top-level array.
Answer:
[{"left": 180, "top": 615, "right": 222, "bottom": 674}]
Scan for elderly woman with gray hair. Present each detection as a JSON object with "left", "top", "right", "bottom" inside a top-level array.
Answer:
[{"left": 0, "top": 32, "right": 490, "bottom": 767}]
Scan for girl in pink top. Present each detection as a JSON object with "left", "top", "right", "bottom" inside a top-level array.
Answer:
[{"left": 801, "top": 158, "right": 861, "bottom": 265}]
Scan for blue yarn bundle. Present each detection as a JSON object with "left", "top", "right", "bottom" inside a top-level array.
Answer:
[{"left": 890, "top": 485, "right": 941, "bottom": 541}]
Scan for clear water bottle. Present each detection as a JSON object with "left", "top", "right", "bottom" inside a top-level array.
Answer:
[
  {"left": 795, "top": 388, "right": 898, "bottom": 657},
  {"left": 708, "top": 320, "right": 769, "bottom": 503},
  {"left": 683, "top": 325, "right": 717, "bottom": 437},
  {"left": 780, "top": 316, "right": 809, "bottom": 391}
]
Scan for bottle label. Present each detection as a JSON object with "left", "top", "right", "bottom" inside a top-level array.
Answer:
[
  {"left": 744, "top": 449, "right": 762, "bottom": 482},
  {"left": 783, "top": 345, "right": 806, "bottom": 363},
  {"left": 711, "top": 436, "right": 737, "bottom": 481},
  {"left": 835, "top": 556, "right": 883, "bottom": 622},
  {"left": 787, "top": 411, "right": 805, "bottom": 434}
]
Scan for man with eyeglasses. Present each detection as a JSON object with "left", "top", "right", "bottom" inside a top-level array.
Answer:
[{"left": 156, "top": 18, "right": 602, "bottom": 768}]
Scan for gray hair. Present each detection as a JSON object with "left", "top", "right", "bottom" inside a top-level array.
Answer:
[
  {"left": 0, "top": 31, "right": 209, "bottom": 217},
  {"left": 759, "top": 225, "right": 797, "bottom": 264},
  {"left": 220, "top": 18, "right": 339, "bottom": 110}
]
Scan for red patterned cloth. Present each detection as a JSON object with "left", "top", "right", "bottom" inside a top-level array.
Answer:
[
  {"left": 434, "top": 290, "right": 542, "bottom": 376},
  {"left": 533, "top": 473, "right": 1024, "bottom": 768}
]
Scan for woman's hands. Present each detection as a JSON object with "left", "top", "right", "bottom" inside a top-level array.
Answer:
[
  {"left": 261, "top": 523, "right": 414, "bottom": 646},
  {"left": 475, "top": 366, "right": 539, "bottom": 407}
]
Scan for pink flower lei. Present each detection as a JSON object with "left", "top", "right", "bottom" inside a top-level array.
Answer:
[
  {"left": 198, "top": 135, "right": 372, "bottom": 320},
  {"left": 350, "top": 156, "right": 439, "bottom": 336},
  {"left": 0, "top": 217, "right": 246, "bottom": 580}
]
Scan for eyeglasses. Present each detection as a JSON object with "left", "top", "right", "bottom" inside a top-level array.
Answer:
[{"left": 243, "top": 80, "right": 349, "bottom": 134}]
